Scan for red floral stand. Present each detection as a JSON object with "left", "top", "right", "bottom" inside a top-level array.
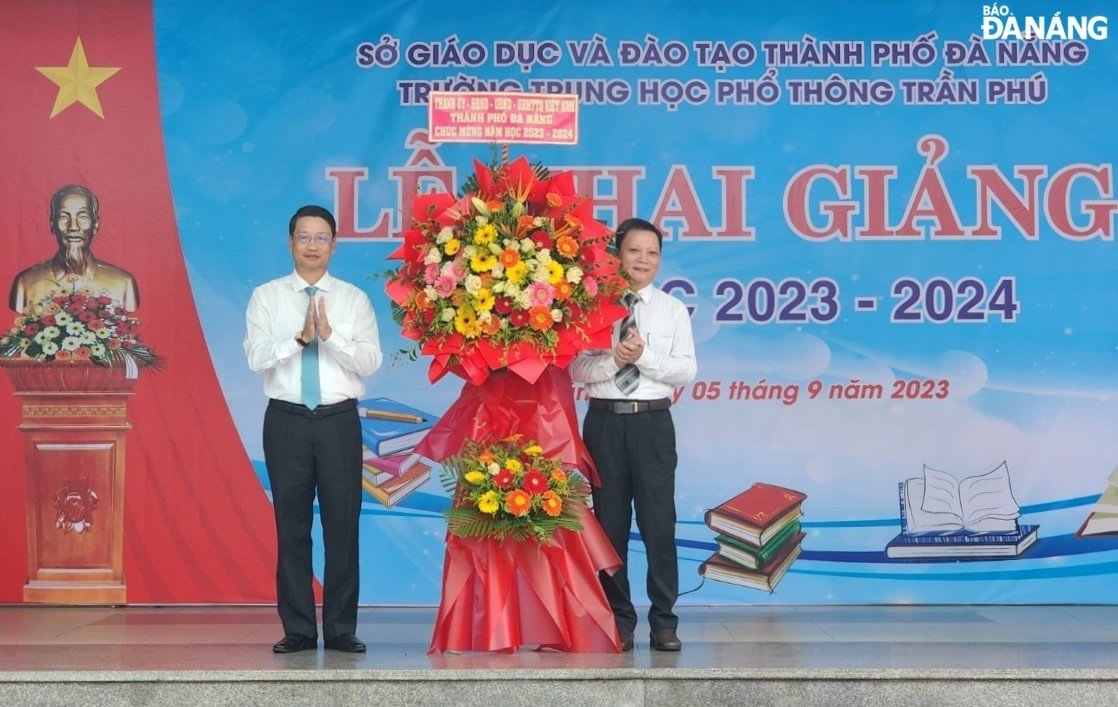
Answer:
[
  {"left": 1, "top": 359, "right": 135, "bottom": 604},
  {"left": 420, "top": 370, "right": 622, "bottom": 653}
]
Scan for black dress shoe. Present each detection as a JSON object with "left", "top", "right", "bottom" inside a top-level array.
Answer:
[
  {"left": 325, "top": 634, "right": 366, "bottom": 653},
  {"left": 272, "top": 634, "right": 316, "bottom": 653},
  {"left": 619, "top": 630, "right": 634, "bottom": 652},
  {"left": 650, "top": 628, "right": 682, "bottom": 651}
]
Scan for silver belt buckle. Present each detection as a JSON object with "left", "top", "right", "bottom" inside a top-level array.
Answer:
[{"left": 619, "top": 401, "right": 640, "bottom": 415}]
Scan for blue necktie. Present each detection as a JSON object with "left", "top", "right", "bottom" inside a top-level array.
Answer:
[{"left": 301, "top": 285, "right": 321, "bottom": 410}]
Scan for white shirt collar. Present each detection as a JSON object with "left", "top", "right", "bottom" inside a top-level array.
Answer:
[
  {"left": 631, "top": 283, "right": 655, "bottom": 304},
  {"left": 290, "top": 270, "right": 333, "bottom": 292}
]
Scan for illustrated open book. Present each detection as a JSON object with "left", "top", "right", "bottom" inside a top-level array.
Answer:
[{"left": 903, "top": 461, "right": 1021, "bottom": 534}]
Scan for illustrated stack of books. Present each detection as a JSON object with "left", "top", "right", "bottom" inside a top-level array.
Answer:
[
  {"left": 359, "top": 396, "right": 438, "bottom": 508},
  {"left": 1078, "top": 465, "right": 1118, "bottom": 537},
  {"left": 885, "top": 461, "right": 1039, "bottom": 559},
  {"left": 699, "top": 483, "right": 807, "bottom": 592}
]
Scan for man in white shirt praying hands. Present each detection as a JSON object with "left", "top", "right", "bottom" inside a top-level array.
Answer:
[
  {"left": 244, "top": 205, "right": 382, "bottom": 654},
  {"left": 570, "top": 218, "right": 696, "bottom": 653}
]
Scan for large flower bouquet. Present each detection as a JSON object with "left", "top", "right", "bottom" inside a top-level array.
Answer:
[
  {"left": 386, "top": 156, "right": 627, "bottom": 385},
  {"left": 441, "top": 435, "right": 589, "bottom": 543},
  {"left": 1, "top": 284, "right": 161, "bottom": 369}
]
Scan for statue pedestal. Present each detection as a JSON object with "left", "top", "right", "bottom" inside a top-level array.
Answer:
[{"left": 0, "top": 359, "right": 136, "bottom": 604}]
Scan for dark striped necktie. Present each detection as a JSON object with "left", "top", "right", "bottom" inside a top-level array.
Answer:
[{"left": 614, "top": 291, "right": 640, "bottom": 394}]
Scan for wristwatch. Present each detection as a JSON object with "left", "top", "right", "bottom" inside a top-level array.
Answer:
[{"left": 295, "top": 334, "right": 310, "bottom": 348}]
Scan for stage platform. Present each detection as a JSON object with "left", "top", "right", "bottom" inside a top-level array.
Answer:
[{"left": 2, "top": 605, "right": 1117, "bottom": 704}]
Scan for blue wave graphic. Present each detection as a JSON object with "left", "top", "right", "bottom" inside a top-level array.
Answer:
[{"left": 254, "top": 460, "right": 1118, "bottom": 578}]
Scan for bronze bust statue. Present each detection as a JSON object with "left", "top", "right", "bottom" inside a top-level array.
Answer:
[{"left": 9, "top": 184, "right": 139, "bottom": 313}]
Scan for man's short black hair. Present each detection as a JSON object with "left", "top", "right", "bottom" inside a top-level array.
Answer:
[
  {"left": 289, "top": 205, "right": 337, "bottom": 237},
  {"left": 614, "top": 217, "right": 663, "bottom": 250}
]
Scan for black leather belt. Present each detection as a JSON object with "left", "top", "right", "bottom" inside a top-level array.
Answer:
[
  {"left": 588, "top": 397, "right": 671, "bottom": 415},
  {"left": 268, "top": 398, "right": 357, "bottom": 419}
]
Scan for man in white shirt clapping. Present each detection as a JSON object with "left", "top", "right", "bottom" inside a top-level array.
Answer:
[
  {"left": 570, "top": 218, "right": 697, "bottom": 653},
  {"left": 244, "top": 205, "right": 382, "bottom": 654}
]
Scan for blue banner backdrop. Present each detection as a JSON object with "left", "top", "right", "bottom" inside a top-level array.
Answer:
[{"left": 155, "top": 0, "right": 1118, "bottom": 604}]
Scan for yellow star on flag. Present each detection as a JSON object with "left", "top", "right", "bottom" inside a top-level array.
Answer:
[{"left": 35, "top": 38, "right": 121, "bottom": 119}]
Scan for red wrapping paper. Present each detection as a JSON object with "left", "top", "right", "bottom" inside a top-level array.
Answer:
[
  {"left": 415, "top": 366, "right": 600, "bottom": 486},
  {"left": 429, "top": 504, "right": 621, "bottom": 654}
]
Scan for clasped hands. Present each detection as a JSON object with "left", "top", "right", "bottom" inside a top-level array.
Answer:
[
  {"left": 301, "top": 297, "right": 332, "bottom": 343},
  {"left": 613, "top": 329, "right": 644, "bottom": 367}
]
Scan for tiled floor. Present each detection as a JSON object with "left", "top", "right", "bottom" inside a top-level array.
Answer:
[{"left": 1, "top": 605, "right": 1118, "bottom": 672}]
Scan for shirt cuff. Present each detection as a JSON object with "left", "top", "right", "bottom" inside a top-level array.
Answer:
[
  {"left": 635, "top": 345, "right": 662, "bottom": 372},
  {"left": 320, "top": 330, "right": 352, "bottom": 355},
  {"left": 280, "top": 336, "right": 303, "bottom": 360}
]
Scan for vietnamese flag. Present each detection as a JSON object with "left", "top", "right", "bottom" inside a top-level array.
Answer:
[{"left": 0, "top": 0, "right": 278, "bottom": 601}]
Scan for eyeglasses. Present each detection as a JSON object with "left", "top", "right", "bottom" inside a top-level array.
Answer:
[{"left": 293, "top": 233, "right": 333, "bottom": 246}]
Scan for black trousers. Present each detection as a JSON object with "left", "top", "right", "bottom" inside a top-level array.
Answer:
[
  {"left": 263, "top": 399, "right": 363, "bottom": 641},
  {"left": 583, "top": 407, "right": 679, "bottom": 633}
]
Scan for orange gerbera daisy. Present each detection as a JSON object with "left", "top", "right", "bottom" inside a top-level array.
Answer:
[
  {"left": 481, "top": 316, "right": 502, "bottom": 336},
  {"left": 555, "top": 235, "right": 579, "bottom": 258},
  {"left": 498, "top": 248, "right": 521, "bottom": 268},
  {"left": 550, "top": 469, "right": 567, "bottom": 483},
  {"left": 553, "top": 280, "right": 573, "bottom": 302},
  {"left": 528, "top": 306, "right": 553, "bottom": 331},
  {"left": 541, "top": 491, "right": 563, "bottom": 517},
  {"left": 504, "top": 489, "right": 532, "bottom": 517},
  {"left": 478, "top": 449, "right": 495, "bottom": 464}
]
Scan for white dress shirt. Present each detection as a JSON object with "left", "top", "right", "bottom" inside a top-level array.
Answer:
[
  {"left": 244, "top": 271, "right": 382, "bottom": 405},
  {"left": 569, "top": 284, "right": 696, "bottom": 400}
]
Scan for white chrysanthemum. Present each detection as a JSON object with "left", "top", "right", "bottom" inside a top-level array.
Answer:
[
  {"left": 96, "top": 327, "right": 111, "bottom": 340},
  {"left": 41, "top": 341, "right": 59, "bottom": 355},
  {"left": 423, "top": 247, "right": 442, "bottom": 265},
  {"left": 42, "top": 326, "right": 60, "bottom": 339},
  {"left": 90, "top": 343, "right": 106, "bottom": 357},
  {"left": 441, "top": 308, "right": 456, "bottom": 322},
  {"left": 464, "top": 275, "right": 482, "bottom": 295},
  {"left": 54, "top": 312, "right": 71, "bottom": 325},
  {"left": 33, "top": 330, "right": 52, "bottom": 345},
  {"left": 551, "top": 308, "right": 563, "bottom": 322},
  {"left": 61, "top": 337, "right": 81, "bottom": 352},
  {"left": 79, "top": 331, "right": 97, "bottom": 345},
  {"left": 65, "top": 322, "right": 85, "bottom": 336},
  {"left": 565, "top": 266, "right": 584, "bottom": 284}
]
